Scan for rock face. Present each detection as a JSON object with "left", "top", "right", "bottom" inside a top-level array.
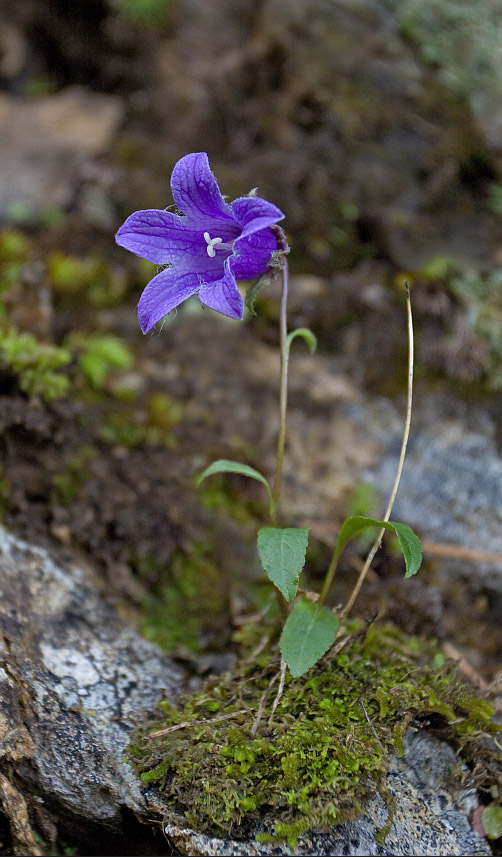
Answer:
[
  {"left": 165, "top": 732, "right": 490, "bottom": 856},
  {"left": 0, "top": 523, "right": 184, "bottom": 854},
  {"left": 366, "top": 391, "right": 502, "bottom": 590}
]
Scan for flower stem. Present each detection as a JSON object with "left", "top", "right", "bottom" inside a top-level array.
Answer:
[
  {"left": 270, "top": 261, "right": 290, "bottom": 621},
  {"left": 318, "top": 284, "right": 414, "bottom": 612},
  {"left": 340, "top": 283, "right": 414, "bottom": 619},
  {"left": 272, "top": 261, "right": 289, "bottom": 516}
]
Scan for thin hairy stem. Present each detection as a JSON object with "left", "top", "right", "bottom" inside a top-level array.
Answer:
[
  {"left": 272, "top": 262, "right": 289, "bottom": 516},
  {"left": 340, "top": 284, "right": 414, "bottom": 619}
]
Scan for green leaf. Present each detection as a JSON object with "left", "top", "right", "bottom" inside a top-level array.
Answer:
[
  {"left": 244, "top": 272, "right": 274, "bottom": 315},
  {"left": 196, "top": 459, "right": 274, "bottom": 519},
  {"left": 257, "top": 527, "right": 309, "bottom": 602},
  {"left": 280, "top": 600, "right": 340, "bottom": 677},
  {"left": 285, "top": 328, "right": 317, "bottom": 354},
  {"left": 332, "top": 516, "right": 422, "bottom": 579},
  {"left": 482, "top": 804, "right": 502, "bottom": 839}
]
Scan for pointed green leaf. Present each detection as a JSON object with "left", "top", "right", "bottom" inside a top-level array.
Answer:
[
  {"left": 196, "top": 459, "right": 274, "bottom": 519},
  {"left": 332, "top": 516, "right": 422, "bottom": 579},
  {"left": 280, "top": 600, "right": 340, "bottom": 677},
  {"left": 286, "top": 327, "right": 317, "bottom": 355},
  {"left": 257, "top": 527, "right": 309, "bottom": 602}
]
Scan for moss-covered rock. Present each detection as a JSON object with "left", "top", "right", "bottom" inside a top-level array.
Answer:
[{"left": 127, "top": 622, "right": 501, "bottom": 847}]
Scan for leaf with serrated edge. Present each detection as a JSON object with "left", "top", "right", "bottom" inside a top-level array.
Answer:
[
  {"left": 333, "top": 516, "right": 422, "bottom": 579},
  {"left": 280, "top": 600, "right": 340, "bottom": 677},
  {"left": 257, "top": 527, "right": 309, "bottom": 601}
]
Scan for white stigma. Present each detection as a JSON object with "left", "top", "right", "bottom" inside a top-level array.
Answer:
[{"left": 204, "top": 231, "right": 223, "bottom": 257}]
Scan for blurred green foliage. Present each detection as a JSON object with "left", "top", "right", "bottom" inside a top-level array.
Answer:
[
  {"left": 0, "top": 328, "right": 71, "bottom": 400},
  {"left": 52, "top": 446, "right": 98, "bottom": 507},
  {"left": 98, "top": 392, "right": 183, "bottom": 448},
  {"left": 47, "top": 252, "right": 127, "bottom": 308},
  {"left": 66, "top": 333, "right": 134, "bottom": 390},
  {"left": 383, "top": 0, "right": 502, "bottom": 111},
  {"left": 114, "top": 0, "right": 173, "bottom": 25}
]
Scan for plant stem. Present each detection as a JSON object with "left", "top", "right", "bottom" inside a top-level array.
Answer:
[
  {"left": 318, "top": 284, "right": 414, "bottom": 612},
  {"left": 340, "top": 284, "right": 414, "bottom": 619},
  {"left": 269, "top": 261, "right": 290, "bottom": 621},
  {"left": 272, "top": 261, "right": 289, "bottom": 517}
]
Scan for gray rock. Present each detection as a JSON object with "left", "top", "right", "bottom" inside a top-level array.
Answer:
[
  {"left": 365, "top": 391, "right": 502, "bottom": 588},
  {"left": 0, "top": 522, "right": 183, "bottom": 851},
  {"left": 0, "top": 87, "right": 124, "bottom": 218},
  {"left": 165, "top": 731, "right": 489, "bottom": 856}
]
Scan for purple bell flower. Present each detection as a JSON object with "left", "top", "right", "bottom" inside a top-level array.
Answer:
[{"left": 116, "top": 152, "right": 286, "bottom": 332}]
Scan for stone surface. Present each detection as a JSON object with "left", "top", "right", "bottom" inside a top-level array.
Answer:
[
  {"left": 0, "top": 87, "right": 124, "bottom": 217},
  {"left": 0, "top": 523, "right": 183, "bottom": 853},
  {"left": 366, "top": 391, "right": 502, "bottom": 589},
  {"left": 165, "top": 731, "right": 489, "bottom": 856}
]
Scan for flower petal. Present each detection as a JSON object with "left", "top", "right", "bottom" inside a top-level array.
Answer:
[
  {"left": 231, "top": 227, "right": 278, "bottom": 280},
  {"left": 116, "top": 209, "right": 193, "bottom": 265},
  {"left": 171, "top": 153, "right": 236, "bottom": 226},
  {"left": 232, "top": 196, "right": 285, "bottom": 241},
  {"left": 198, "top": 258, "right": 243, "bottom": 320},
  {"left": 138, "top": 267, "right": 200, "bottom": 333}
]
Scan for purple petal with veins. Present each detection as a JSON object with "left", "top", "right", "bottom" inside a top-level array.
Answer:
[
  {"left": 138, "top": 268, "right": 200, "bottom": 333},
  {"left": 232, "top": 228, "right": 278, "bottom": 280},
  {"left": 198, "top": 258, "right": 243, "bottom": 319},
  {"left": 171, "top": 152, "right": 235, "bottom": 226}
]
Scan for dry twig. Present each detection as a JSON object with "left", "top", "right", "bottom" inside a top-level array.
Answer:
[{"left": 149, "top": 709, "right": 248, "bottom": 739}]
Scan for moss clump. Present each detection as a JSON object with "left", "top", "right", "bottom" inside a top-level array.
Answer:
[
  {"left": 0, "top": 327, "right": 71, "bottom": 400},
  {"left": 98, "top": 392, "right": 183, "bottom": 449},
  {"left": 139, "top": 544, "right": 228, "bottom": 653},
  {"left": 127, "top": 622, "right": 501, "bottom": 847},
  {"left": 46, "top": 251, "right": 127, "bottom": 308},
  {"left": 51, "top": 446, "right": 98, "bottom": 508}
]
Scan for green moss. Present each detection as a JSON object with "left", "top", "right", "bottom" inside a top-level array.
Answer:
[
  {"left": 116, "top": 0, "right": 174, "bottom": 25},
  {"left": 51, "top": 446, "right": 97, "bottom": 507},
  {"left": 0, "top": 327, "right": 71, "bottom": 400},
  {"left": 140, "top": 544, "right": 228, "bottom": 653},
  {"left": 66, "top": 333, "right": 134, "bottom": 391},
  {"left": 46, "top": 252, "right": 127, "bottom": 308},
  {"left": 127, "top": 622, "right": 501, "bottom": 846},
  {"left": 383, "top": 0, "right": 502, "bottom": 108},
  {"left": 98, "top": 392, "right": 183, "bottom": 448}
]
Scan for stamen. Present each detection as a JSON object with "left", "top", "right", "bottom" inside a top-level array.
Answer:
[{"left": 204, "top": 232, "right": 223, "bottom": 257}]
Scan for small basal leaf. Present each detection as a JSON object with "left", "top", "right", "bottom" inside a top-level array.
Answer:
[
  {"left": 280, "top": 600, "right": 340, "bottom": 677},
  {"left": 196, "top": 459, "right": 274, "bottom": 518},
  {"left": 257, "top": 527, "right": 309, "bottom": 602},
  {"left": 286, "top": 327, "right": 317, "bottom": 355},
  {"left": 482, "top": 804, "right": 502, "bottom": 840},
  {"left": 333, "top": 516, "right": 422, "bottom": 579}
]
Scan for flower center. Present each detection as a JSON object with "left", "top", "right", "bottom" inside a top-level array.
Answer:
[{"left": 204, "top": 232, "right": 223, "bottom": 258}]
